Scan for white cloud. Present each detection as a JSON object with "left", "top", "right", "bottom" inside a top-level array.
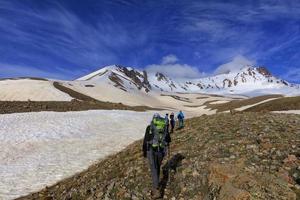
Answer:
[
  {"left": 214, "top": 55, "right": 255, "bottom": 74},
  {"left": 161, "top": 54, "right": 178, "bottom": 65},
  {"left": 146, "top": 55, "right": 204, "bottom": 79}
]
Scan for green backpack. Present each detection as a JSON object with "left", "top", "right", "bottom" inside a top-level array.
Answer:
[{"left": 150, "top": 117, "right": 166, "bottom": 148}]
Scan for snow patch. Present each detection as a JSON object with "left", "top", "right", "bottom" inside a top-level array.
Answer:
[
  {"left": 0, "top": 110, "right": 159, "bottom": 200},
  {"left": 209, "top": 100, "right": 230, "bottom": 104},
  {"left": 235, "top": 98, "right": 279, "bottom": 111},
  {"left": 272, "top": 110, "right": 300, "bottom": 114}
]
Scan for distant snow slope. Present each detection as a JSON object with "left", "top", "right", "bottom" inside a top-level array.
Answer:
[
  {"left": 0, "top": 110, "right": 159, "bottom": 200},
  {"left": 0, "top": 79, "right": 72, "bottom": 101}
]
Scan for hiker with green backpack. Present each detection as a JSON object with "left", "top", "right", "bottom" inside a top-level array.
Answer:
[{"left": 143, "top": 113, "right": 171, "bottom": 199}]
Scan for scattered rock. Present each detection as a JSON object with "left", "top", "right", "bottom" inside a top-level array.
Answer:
[{"left": 284, "top": 155, "right": 298, "bottom": 164}]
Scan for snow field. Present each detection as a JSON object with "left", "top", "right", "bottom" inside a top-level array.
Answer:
[
  {"left": 0, "top": 79, "right": 73, "bottom": 101},
  {"left": 0, "top": 110, "right": 158, "bottom": 200}
]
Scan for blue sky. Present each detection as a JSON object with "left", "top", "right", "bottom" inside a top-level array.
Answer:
[{"left": 0, "top": 0, "right": 299, "bottom": 83}]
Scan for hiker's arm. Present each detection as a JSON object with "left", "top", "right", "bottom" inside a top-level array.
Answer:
[{"left": 142, "top": 126, "right": 151, "bottom": 157}]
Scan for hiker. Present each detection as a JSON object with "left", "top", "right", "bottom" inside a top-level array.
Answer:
[
  {"left": 143, "top": 113, "right": 171, "bottom": 199},
  {"left": 170, "top": 112, "right": 175, "bottom": 133},
  {"left": 177, "top": 110, "right": 185, "bottom": 128},
  {"left": 165, "top": 113, "right": 169, "bottom": 133}
]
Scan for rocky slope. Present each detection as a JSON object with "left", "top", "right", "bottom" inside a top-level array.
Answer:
[
  {"left": 76, "top": 65, "right": 300, "bottom": 96},
  {"left": 18, "top": 113, "right": 300, "bottom": 200}
]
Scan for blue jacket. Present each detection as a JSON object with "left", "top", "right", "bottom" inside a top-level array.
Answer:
[{"left": 177, "top": 111, "right": 184, "bottom": 120}]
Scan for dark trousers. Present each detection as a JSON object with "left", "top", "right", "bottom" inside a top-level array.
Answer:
[
  {"left": 170, "top": 120, "right": 175, "bottom": 132},
  {"left": 147, "top": 148, "right": 164, "bottom": 189},
  {"left": 178, "top": 119, "right": 184, "bottom": 128}
]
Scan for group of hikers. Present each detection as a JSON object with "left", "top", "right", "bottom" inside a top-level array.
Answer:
[{"left": 142, "top": 111, "right": 185, "bottom": 199}]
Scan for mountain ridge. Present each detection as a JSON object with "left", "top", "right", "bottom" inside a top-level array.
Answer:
[{"left": 76, "top": 65, "right": 300, "bottom": 96}]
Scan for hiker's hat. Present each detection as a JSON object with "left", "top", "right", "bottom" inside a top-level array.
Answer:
[{"left": 153, "top": 113, "right": 160, "bottom": 119}]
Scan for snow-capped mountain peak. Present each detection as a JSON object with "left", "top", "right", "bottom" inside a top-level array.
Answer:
[
  {"left": 77, "top": 65, "right": 152, "bottom": 92},
  {"left": 76, "top": 65, "right": 300, "bottom": 96}
]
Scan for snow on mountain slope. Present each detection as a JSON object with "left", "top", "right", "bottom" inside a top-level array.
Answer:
[
  {"left": 0, "top": 110, "right": 157, "bottom": 200},
  {"left": 193, "top": 67, "right": 300, "bottom": 96},
  {"left": 62, "top": 81, "right": 231, "bottom": 117},
  {"left": 0, "top": 79, "right": 73, "bottom": 101},
  {"left": 77, "top": 65, "right": 300, "bottom": 96},
  {"left": 63, "top": 80, "right": 160, "bottom": 107},
  {"left": 77, "top": 65, "right": 151, "bottom": 93}
]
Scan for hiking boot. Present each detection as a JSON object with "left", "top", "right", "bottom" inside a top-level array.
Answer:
[{"left": 151, "top": 188, "right": 161, "bottom": 199}]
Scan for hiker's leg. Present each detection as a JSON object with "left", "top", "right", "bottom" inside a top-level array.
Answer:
[
  {"left": 148, "top": 149, "right": 159, "bottom": 189},
  {"left": 148, "top": 149, "right": 161, "bottom": 189},
  {"left": 156, "top": 151, "right": 164, "bottom": 181},
  {"left": 171, "top": 121, "right": 175, "bottom": 132}
]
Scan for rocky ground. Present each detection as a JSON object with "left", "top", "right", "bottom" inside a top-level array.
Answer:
[
  {"left": 0, "top": 100, "right": 151, "bottom": 114},
  {"left": 18, "top": 113, "right": 300, "bottom": 200}
]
